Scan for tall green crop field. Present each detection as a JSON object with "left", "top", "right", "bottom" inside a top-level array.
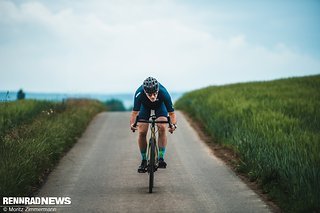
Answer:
[{"left": 176, "top": 75, "right": 320, "bottom": 212}]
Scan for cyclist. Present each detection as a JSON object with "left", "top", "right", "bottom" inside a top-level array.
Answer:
[{"left": 130, "top": 77, "right": 177, "bottom": 173}]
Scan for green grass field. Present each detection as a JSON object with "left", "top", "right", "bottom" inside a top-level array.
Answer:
[
  {"left": 175, "top": 75, "right": 320, "bottom": 212},
  {"left": 0, "top": 99, "right": 105, "bottom": 196}
]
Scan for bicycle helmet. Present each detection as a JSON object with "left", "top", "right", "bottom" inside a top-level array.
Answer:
[{"left": 143, "top": 77, "right": 159, "bottom": 94}]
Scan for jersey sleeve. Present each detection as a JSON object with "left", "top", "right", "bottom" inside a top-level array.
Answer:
[
  {"left": 132, "top": 88, "right": 142, "bottom": 111},
  {"left": 162, "top": 87, "right": 174, "bottom": 112}
]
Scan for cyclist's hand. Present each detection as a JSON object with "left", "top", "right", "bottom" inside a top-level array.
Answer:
[
  {"left": 131, "top": 123, "right": 138, "bottom": 132},
  {"left": 169, "top": 124, "right": 177, "bottom": 134}
]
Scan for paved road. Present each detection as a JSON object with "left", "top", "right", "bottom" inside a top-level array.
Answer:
[{"left": 38, "top": 111, "right": 271, "bottom": 213}]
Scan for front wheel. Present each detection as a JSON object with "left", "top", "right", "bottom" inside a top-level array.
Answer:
[{"left": 148, "top": 138, "right": 156, "bottom": 193}]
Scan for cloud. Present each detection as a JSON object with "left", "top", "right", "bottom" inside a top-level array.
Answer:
[{"left": 0, "top": 0, "right": 319, "bottom": 93}]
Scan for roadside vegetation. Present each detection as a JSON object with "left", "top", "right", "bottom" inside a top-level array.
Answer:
[
  {"left": 0, "top": 100, "right": 57, "bottom": 138},
  {"left": 104, "top": 99, "right": 126, "bottom": 111},
  {"left": 0, "top": 99, "right": 105, "bottom": 196},
  {"left": 175, "top": 75, "right": 320, "bottom": 212}
]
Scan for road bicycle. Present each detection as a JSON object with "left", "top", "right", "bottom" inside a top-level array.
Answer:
[{"left": 133, "top": 114, "right": 172, "bottom": 193}]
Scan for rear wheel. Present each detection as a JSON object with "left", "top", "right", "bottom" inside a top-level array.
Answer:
[{"left": 149, "top": 138, "right": 155, "bottom": 193}]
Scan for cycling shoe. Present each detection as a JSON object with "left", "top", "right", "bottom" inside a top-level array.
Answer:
[
  {"left": 138, "top": 160, "right": 147, "bottom": 173},
  {"left": 158, "top": 158, "right": 167, "bottom": 168}
]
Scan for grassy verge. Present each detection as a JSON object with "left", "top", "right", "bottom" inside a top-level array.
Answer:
[
  {"left": 175, "top": 75, "right": 320, "bottom": 212},
  {"left": 0, "top": 99, "right": 105, "bottom": 196},
  {"left": 0, "top": 100, "right": 60, "bottom": 138}
]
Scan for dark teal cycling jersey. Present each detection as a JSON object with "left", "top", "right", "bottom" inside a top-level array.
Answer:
[{"left": 133, "top": 83, "right": 174, "bottom": 113}]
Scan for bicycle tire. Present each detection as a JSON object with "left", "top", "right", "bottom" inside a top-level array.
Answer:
[{"left": 149, "top": 138, "right": 155, "bottom": 193}]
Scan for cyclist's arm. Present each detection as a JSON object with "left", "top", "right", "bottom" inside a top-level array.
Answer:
[
  {"left": 168, "top": 112, "right": 177, "bottom": 125},
  {"left": 130, "top": 111, "right": 139, "bottom": 127},
  {"left": 161, "top": 89, "right": 176, "bottom": 125},
  {"left": 131, "top": 87, "right": 142, "bottom": 128},
  {"left": 160, "top": 87, "right": 175, "bottom": 124}
]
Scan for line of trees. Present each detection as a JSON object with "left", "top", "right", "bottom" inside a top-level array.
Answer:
[
  {"left": 17, "top": 89, "right": 25, "bottom": 100},
  {"left": 104, "top": 99, "right": 126, "bottom": 111}
]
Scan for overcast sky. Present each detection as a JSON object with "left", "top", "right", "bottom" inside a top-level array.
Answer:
[{"left": 1, "top": 0, "right": 319, "bottom": 93}]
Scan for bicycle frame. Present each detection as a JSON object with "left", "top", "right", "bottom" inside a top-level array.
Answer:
[{"left": 147, "top": 115, "right": 159, "bottom": 172}]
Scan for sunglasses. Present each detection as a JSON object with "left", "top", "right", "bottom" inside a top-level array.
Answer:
[{"left": 145, "top": 91, "right": 158, "bottom": 97}]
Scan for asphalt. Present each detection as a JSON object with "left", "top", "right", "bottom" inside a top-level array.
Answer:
[{"left": 37, "top": 111, "right": 271, "bottom": 213}]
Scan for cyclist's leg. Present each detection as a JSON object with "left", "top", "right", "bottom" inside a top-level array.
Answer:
[
  {"left": 138, "top": 105, "right": 150, "bottom": 159},
  {"left": 137, "top": 105, "right": 150, "bottom": 172},
  {"left": 155, "top": 103, "right": 168, "bottom": 162},
  {"left": 156, "top": 116, "right": 167, "bottom": 148}
]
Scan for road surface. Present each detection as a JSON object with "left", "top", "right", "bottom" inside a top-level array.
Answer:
[{"left": 38, "top": 111, "right": 271, "bottom": 213}]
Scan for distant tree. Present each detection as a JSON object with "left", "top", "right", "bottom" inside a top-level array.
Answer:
[
  {"left": 17, "top": 89, "right": 26, "bottom": 100},
  {"left": 104, "top": 99, "right": 126, "bottom": 111}
]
